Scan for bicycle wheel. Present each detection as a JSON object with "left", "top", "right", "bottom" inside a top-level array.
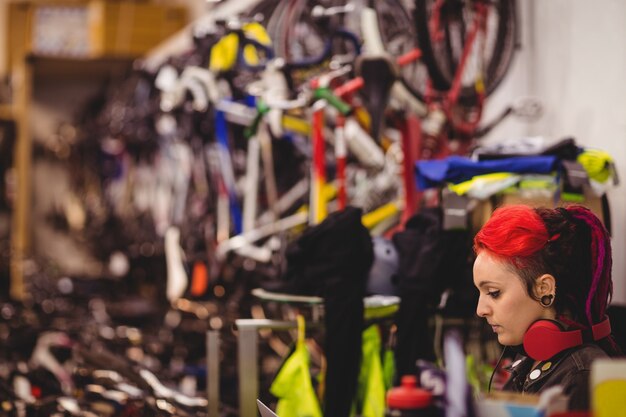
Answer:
[
  {"left": 246, "top": 0, "right": 282, "bottom": 24},
  {"left": 264, "top": 0, "right": 431, "bottom": 100},
  {"left": 414, "top": 0, "right": 518, "bottom": 103},
  {"left": 367, "top": 0, "right": 431, "bottom": 101},
  {"left": 272, "top": 0, "right": 360, "bottom": 65}
]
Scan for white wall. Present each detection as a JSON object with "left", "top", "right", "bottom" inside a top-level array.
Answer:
[{"left": 483, "top": 0, "right": 626, "bottom": 304}]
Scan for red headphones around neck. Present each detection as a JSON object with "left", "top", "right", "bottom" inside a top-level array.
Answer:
[{"left": 523, "top": 317, "right": 612, "bottom": 361}]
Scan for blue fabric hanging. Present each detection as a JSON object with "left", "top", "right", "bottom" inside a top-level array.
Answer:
[{"left": 415, "top": 155, "right": 559, "bottom": 190}]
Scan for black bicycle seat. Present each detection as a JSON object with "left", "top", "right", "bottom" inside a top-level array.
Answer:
[{"left": 356, "top": 54, "right": 398, "bottom": 143}]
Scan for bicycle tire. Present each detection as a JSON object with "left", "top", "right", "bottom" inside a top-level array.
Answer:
[
  {"left": 414, "top": 0, "right": 518, "bottom": 103},
  {"left": 246, "top": 0, "right": 282, "bottom": 25},
  {"left": 368, "top": 0, "right": 430, "bottom": 101},
  {"left": 268, "top": 0, "right": 343, "bottom": 64},
  {"left": 263, "top": 0, "right": 431, "bottom": 100}
]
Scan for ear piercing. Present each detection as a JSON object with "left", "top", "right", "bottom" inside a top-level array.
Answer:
[{"left": 540, "top": 294, "right": 555, "bottom": 307}]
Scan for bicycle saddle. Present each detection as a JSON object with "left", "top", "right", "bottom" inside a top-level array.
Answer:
[{"left": 356, "top": 54, "right": 398, "bottom": 143}]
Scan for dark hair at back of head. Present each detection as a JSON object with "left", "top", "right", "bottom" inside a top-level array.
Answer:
[
  {"left": 534, "top": 206, "right": 592, "bottom": 323},
  {"left": 537, "top": 206, "right": 613, "bottom": 324},
  {"left": 536, "top": 205, "right": 619, "bottom": 355}
]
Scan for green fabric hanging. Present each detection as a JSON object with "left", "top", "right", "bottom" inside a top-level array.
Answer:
[
  {"left": 382, "top": 346, "right": 396, "bottom": 391},
  {"left": 356, "top": 325, "right": 386, "bottom": 417},
  {"left": 270, "top": 315, "right": 323, "bottom": 417}
]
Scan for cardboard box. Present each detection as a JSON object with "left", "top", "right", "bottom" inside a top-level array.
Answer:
[
  {"left": 468, "top": 182, "right": 607, "bottom": 232},
  {"left": 499, "top": 193, "right": 605, "bottom": 227},
  {"left": 591, "top": 359, "right": 626, "bottom": 417},
  {"left": 475, "top": 390, "right": 568, "bottom": 417}
]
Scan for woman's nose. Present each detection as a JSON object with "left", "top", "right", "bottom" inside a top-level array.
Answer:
[{"left": 476, "top": 297, "right": 490, "bottom": 318}]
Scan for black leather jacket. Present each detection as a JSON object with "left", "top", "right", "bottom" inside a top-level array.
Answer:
[{"left": 502, "top": 343, "right": 608, "bottom": 410}]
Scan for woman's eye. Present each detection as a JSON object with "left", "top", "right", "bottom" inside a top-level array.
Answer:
[{"left": 487, "top": 290, "right": 500, "bottom": 299}]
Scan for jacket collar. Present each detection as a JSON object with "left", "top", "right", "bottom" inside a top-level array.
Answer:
[{"left": 503, "top": 349, "right": 572, "bottom": 390}]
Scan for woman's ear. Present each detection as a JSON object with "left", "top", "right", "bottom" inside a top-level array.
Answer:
[{"left": 534, "top": 273, "right": 557, "bottom": 298}]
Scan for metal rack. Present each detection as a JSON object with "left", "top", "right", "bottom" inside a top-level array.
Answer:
[{"left": 234, "top": 318, "right": 317, "bottom": 417}]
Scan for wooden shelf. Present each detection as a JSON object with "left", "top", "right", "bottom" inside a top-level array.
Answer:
[
  {"left": 30, "top": 54, "right": 136, "bottom": 80},
  {"left": 4, "top": 1, "right": 188, "bottom": 301}
]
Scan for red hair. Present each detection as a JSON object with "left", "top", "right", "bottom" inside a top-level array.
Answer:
[{"left": 474, "top": 205, "right": 549, "bottom": 268}]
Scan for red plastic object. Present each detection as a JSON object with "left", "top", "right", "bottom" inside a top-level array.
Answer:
[{"left": 387, "top": 375, "right": 433, "bottom": 409}]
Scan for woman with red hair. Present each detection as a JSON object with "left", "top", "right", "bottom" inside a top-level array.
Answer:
[{"left": 473, "top": 204, "right": 620, "bottom": 410}]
